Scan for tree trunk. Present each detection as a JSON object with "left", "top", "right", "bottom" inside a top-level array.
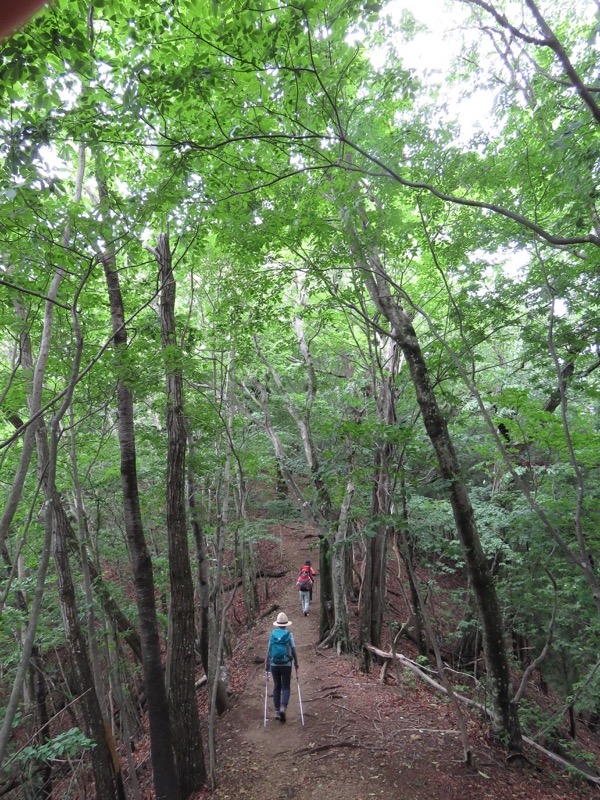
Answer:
[
  {"left": 19, "top": 294, "right": 123, "bottom": 799},
  {"left": 361, "top": 258, "right": 522, "bottom": 751},
  {"left": 49, "top": 448, "right": 124, "bottom": 800},
  {"left": 99, "top": 199, "right": 178, "bottom": 799},
  {"left": 32, "top": 645, "right": 52, "bottom": 800},
  {"left": 68, "top": 409, "right": 107, "bottom": 714},
  {"left": 360, "top": 335, "right": 398, "bottom": 649},
  {"left": 328, "top": 480, "right": 354, "bottom": 653},
  {"left": 155, "top": 232, "right": 206, "bottom": 795},
  {"left": 188, "top": 434, "right": 210, "bottom": 677},
  {"left": 399, "top": 473, "right": 428, "bottom": 657}
]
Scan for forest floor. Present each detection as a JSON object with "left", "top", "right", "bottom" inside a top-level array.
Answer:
[{"left": 183, "top": 517, "right": 599, "bottom": 800}]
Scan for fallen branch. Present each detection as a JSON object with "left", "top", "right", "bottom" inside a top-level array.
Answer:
[
  {"left": 257, "top": 603, "right": 279, "bottom": 620},
  {"left": 364, "top": 644, "right": 600, "bottom": 786},
  {"left": 296, "top": 740, "right": 385, "bottom": 756},
  {"left": 222, "top": 570, "right": 286, "bottom": 592}
]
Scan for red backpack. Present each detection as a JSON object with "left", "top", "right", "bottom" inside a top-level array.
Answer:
[{"left": 296, "top": 569, "right": 313, "bottom": 592}]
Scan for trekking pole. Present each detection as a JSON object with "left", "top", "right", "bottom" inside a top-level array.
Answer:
[
  {"left": 264, "top": 670, "right": 269, "bottom": 727},
  {"left": 296, "top": 668, "right": 305, "bottom": 726}
]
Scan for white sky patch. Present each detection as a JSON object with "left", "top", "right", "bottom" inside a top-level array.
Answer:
[
  {"left": 553, "top": 298, "right": 567, "bottom": 317},
  {"left": 115, "top": 178, "right": 131, "bottom": 198},
  {"left": 469, "top": 247, "right": 530, "bottom": 281},
  {"left": 37, "top": 145, "right": 69, "bottom": 179},
  {"left": 380, "top": 0, "right": 467, "bottom": 73},
  {"left": 371, "top": 0, "right": 497, "bottom": 142}
]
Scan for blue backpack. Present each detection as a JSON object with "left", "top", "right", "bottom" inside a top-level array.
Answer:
[{"left": 270, "top": 629, "right": 291, "bottom": 664}]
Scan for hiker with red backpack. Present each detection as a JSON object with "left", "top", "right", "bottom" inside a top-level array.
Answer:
[
  {"left": 296, "top": 560, "right": 316, "bottom": 616},
  {"left": 265, "top": 612, "right": 299, "bottom": 723}
]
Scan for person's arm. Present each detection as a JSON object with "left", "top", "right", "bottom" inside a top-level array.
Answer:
[{"left": 265, "top": 637, "right": 271, "bottom": 671}]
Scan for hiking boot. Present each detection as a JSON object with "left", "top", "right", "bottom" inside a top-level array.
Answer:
[
  {"left": 279, "top": 708, "right": 286, "bottom": 723},
  {"left": 274, "top": 710, "right": 280, "bottom": 720}
]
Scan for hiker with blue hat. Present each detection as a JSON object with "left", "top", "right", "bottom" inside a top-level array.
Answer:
[{"left": 265, "top": 612, "right": 299, "bottom": 723}]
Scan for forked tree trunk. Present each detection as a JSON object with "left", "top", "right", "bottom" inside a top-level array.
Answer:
[
  {"left": 154, "top": 232, "right": 206, "bottom": 795},
  {"left": 360, "top": 335, "right": 399, "bottom": 650},
  {"left": 98, "top": 183, "right": 178, "bottom": 799},
  {"left": 359, "top": 251, "right": 522, "bottom": 752}
]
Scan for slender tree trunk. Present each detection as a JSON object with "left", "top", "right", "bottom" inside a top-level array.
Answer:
[
  {"left": 360, "top": 254, "right": 522, "bottom": 751},
  {"left": 188, "top": 434, "right": 210, "bottom": 678},
  {"left": 48, "top": 442, "right": 124, "bottom": 800},
  {"left": 98, "top": 175, "right": 178, "bottom": 799},
  {"left": 327, "top": 480, "right": 354, "bottom": 653},
  {"left": 32, "top": 645, "right": 52, "bottom": 799},
  {"left": 399, "top": 473, "right": 427, "bottom": 657},
  {"left": 18, "top": 291, "right": 123, "bottom": 799},
  {"left": 154, "top": 232, "right": 206, "bottom": 795},
  {"left": 68, "top": 410, "right": 107, "bottom": 714},
  {"left": 360, "top": 335, "right": 398, "bottom": 649},
  {"left": 205, "top": 350, "right": 240, "bottom": 787},
  {"left": 0, "top": 263, "right": 71, "bottom": 768}
]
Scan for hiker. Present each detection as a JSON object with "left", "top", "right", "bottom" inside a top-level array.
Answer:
[
  {"left": 297, "top": 561, "right": 316, "bottom": 616},
  {"left": 303, "top": 560, "right": 316, "bottom": 596},
  {"left": 265, "top": 612, "right": 298, "bottom": 723}
]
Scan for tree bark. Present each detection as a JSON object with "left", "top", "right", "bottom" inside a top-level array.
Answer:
[
  {"left": 327, "top": 480, "right": 353, "bottom": 653},
  {"left": 364, "top": 263, "right": 521, "bottom": 750},
  {"left": 359, "top": 333, "right": 399, "bottom": 651},
  {"left": 18, "top": 289, "right": 124, "bottom": 799},
  {"left": 98, "top": 187, "right": 178, "bottom": 799},
  {"left": 342, "top": 199, "right": 522, "bottom": 751},
  {"left": 188, "top": 434, "right": 210, "bottom": 678},
  {"left": 155, "top": 232, "right": 206, "bottom": 795},
  {"left": 32, "top": 645, "right": 52, "bottom": 799}
]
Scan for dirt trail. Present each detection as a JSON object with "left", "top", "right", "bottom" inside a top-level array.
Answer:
[
  {"left": 211, "top": 523, "right": 394, "bottom": 800},
  {"left": 208, "top": 521, "right": 594, "bottom": 800}
]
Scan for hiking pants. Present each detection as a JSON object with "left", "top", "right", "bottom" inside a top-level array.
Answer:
[
  {"left": 271, "top": 665, "right": 292, "bottom": 711},
  {"left": 300, "top": 590, "right": 310, "bottom": 613}
]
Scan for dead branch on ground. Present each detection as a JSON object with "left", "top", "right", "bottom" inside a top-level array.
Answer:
[{"left": 364, "top": 644, "right": 600, "bottom": 786}]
